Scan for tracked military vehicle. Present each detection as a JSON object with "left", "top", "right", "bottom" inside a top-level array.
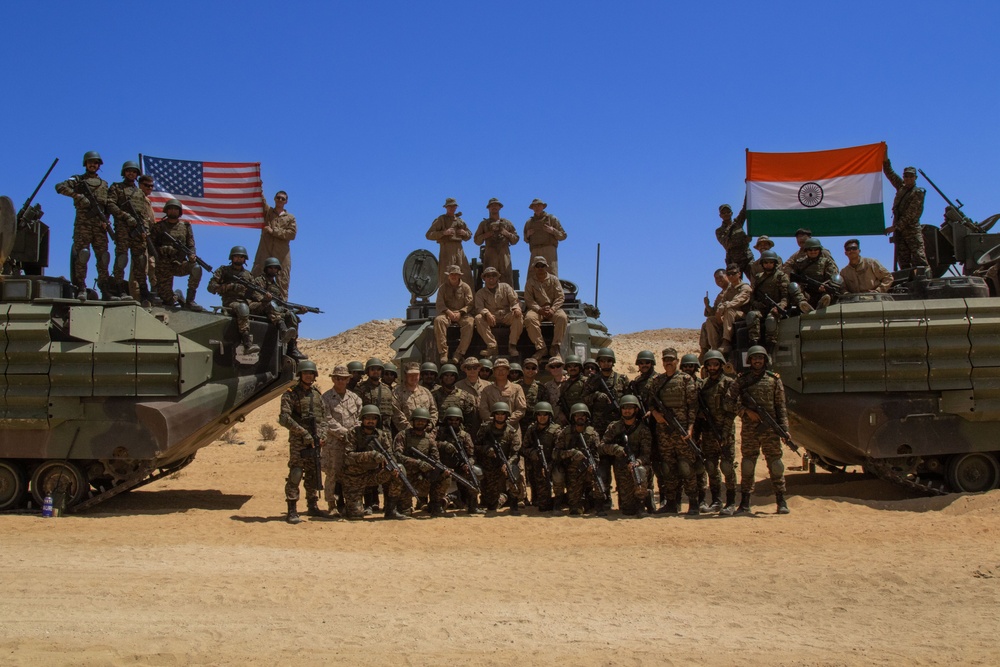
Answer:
[
  {"left": 391, "top": 247, "right": 611, "bottom": 367},
  {"left": 746, "top": 203, "right": 1000, "bottom": 494},
  {"left": 0, "top": 191, "right": 296, "bottom": 513}
]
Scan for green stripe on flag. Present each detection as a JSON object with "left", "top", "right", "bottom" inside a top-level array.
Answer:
[{"left": 747, "top": 203, "right": 885, "bottom": 237}]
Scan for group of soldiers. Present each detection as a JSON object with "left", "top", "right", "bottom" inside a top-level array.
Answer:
[{"left": 278, "top": 342, "right": 794, "bottom": 523}]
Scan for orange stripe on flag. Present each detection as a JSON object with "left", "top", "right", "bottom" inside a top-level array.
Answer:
[{"left": 747, "top": 142, "right": 886, "bottom": 182}]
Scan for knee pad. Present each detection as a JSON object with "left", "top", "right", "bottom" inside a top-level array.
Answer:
[
  {"left": 746, "top": 311, "right": 760, "bottom": 327},
  {"left": 113, "top": 252, "right": 129, "bottom": 273},
  {"left": 720, "top": 459, "right": 735, "bottom": 478},
  {"left": 287, "top": 467, "right": 303, "bottom": 486},
  {"left": 190, "top": 264, "right": 203, "bottom": 282},
  {"left": 98, "top": 250, "right": 111, "bottom": 268},
  {"left": 741, "top": 457, "right": 757, "bottom": 477},
  {"left": 677, "top": 460, "right": 692, "bottom": 479},
  {"left": 764, "top": 315, "right": 777, "bottom": 335},
  {"left": 767, "top": 456, "right": 784, "bottom": 478},
  {"left": 234, "top": 302, "right": 250, "bottom": 318},
  {"left": 75, "top": 246, "right": 91, "bottom": 268},
  {"left": 134, "top": 254, "right": 147, "bottom": 273}
]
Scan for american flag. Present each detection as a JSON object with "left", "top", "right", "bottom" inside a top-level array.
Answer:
[{"left": 139, "top": 155, "right": 264, "bottom": 228}]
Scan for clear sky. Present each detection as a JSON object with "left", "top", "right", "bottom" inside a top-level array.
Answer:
[{"left": 3, "top": 1, "right": 999, "bottom": 339}]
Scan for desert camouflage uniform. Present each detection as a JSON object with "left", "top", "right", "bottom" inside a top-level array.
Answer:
[
  {"left": 746, "top": 269, "right": 790, "bottom": 344},
  {"left": 473, "top": 217, "right": 519, "bottom": 285},
  {"left": 426, "top": 213, "right": 473, "bottom": 287},
  {"left": 521, "top": 421, "right": 560, "bottom": 510},
  {"left": 343, "top": 425, "right": 405, "bottom": 519},
  {"left": 544, "top": 378, "right": 567, "bottom": 426},
  {"left": 152, "top": 217, "right": 200, "bottom": 304},
  {"left": 251, "top": 203, "right": 296, "bottom": 298},
  {"left": 278, "top": 382, "right": 329, "bottom": 502},
  {"left": 648, "top": 371, "right": 699, "bottom": 501},
  {"left": 697, "top": 374, "right": 738, "bottom": 496},
  {"left": 479, "top": 381, "right": 527, "bottom": 427},
  {"left": 355, "top": 378, "right": 396, "bottom": 430},
  {"left": 554, "top": 425, "right": 606, "bottom": 513},
  {"left": 884, "top": 159, "right": 928, "bottom": 269},
  {"left": 474, "top": 281, "right": 523, "bottom": 353},
  {"left": 714, "top": 208, "right": 753, "bottom": 279},
  {"left": 207, "top": 264, "right": 260, "bottom": 338},
  {"left": 474, "top": 421, "right": 525, "bottom": 508},
  {"left": 702, "top": 280, "right": 752, "bottom": 352},
  {"left": 433, "top": 279, "right": 475, "bottom": 362},
  {"left": 726, "top": 369, "right": 788, "bottom": 495},
  {"left": 432, "top": 384, "right": 479, "bottom": 434},
  {"left": 321, "top": 387, "right": 361, "bottom": 504},
  {"left": 523, "top": 272, "right": 568, "bottom": 353},
  {"left": 789, "top": 254, "right": 840, "bottom": 308},
  {"left": 523, "top": 212, "right": 567, "bottom": 276},
  {"left": 391, "top": 383, "right": 438, "bottom": 432},
  {"left": 601, "top": 419, "right": 653, "bottom": 515},
  {"left": 106, "top": 179, "right": 150, "bottom": 296},
  {"left": 394, "top": 428, "right": 448, "bottom": 508},
  {"left": 55, "top": 172, "right": 111, "bottom": 292}
]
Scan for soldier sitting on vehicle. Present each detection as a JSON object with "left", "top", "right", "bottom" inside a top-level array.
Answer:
[
  {"left": 251, "top": 257, "right": 308, "bottom": 360},
  {"left": 788, "top": 238, "right": 841, "bottom": 313},
  {"left": 207, "top": 245, "right": 261, "bottom": 354},
  {"left": 152, "top": 199, "right": 204, "bottom": 311}
]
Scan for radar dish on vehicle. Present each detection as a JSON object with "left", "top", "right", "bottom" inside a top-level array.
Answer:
[
  {"left": 0, "top": 196, "right": 16, "bottom": 267},
  {"left": 976, "top": 243, "right": 1000, "bottom": 266},
  {"left": 402, "top": 249, "right": 439, "bottom": 298}
]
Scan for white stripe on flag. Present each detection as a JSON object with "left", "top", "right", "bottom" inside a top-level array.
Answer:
[{"left": 748, "top": 172, "right": 881, "bottom": 211}]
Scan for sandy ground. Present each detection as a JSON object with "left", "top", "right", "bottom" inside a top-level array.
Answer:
[{"left": 2, "top": 323, "right": 999, "bottom": 666}]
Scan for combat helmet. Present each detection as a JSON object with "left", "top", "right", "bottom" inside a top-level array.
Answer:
[
  {"left": 491, "top": 402, "right": 511, "bottom": 415},
  {"left": 444, "top": 406, "right": 464, "bottom": 420},
  {"left": 82, "top": 151, "right": 103, "bottom": 166},
  {"left": 534, "top": 401, "right": 553, "bottom": 415},
  {"left": 263, "top": 257, "right": 282, "bottom": 270},
  {"left": 596, "top": 347, "right": 616, "bottom": 362},
  {"left": 229, "top": 245, "right": 249, "bottom": 259},
  {"left": 759, "top": 250, "right": 780, "bottom": 263},
  {"left": 420, "top": 362, "right": 439, "bottom": 374},
  {"left": 410, "top": 407, "right": 432, "bottom": 423},
  {"left": 703, "top": 349, "right": 726, "bottom": 364},
  {"left": 120, "top": 160, "right": 140, "bottom": 176},
  {"left": 619, "top": 394, "right": 641, "bottom": 409},
  {"left": 680, "top": 353, "right": 701, "bottom": 368},
  {"left": 569, "top": 403, "right": 591, "bottom": 418},
  {"left": 296, "top": 360, "right": 318, "bottom": 376},
  {"left": 347, "top": 361, "right": 365, "bottom": 374},
  {"left": 439, "top": 364, "right": 459, "bottom": 376},
  {"left": 564, "top": 354, "right": 583, "bottom": 367},
  {"left": 360, "top": 404, "right": 382, "bottom": 421},
  {"left": 365, "top": 357, "right": 384, "bottom": 370},
  {"left": 163, "top": 199, "right": 183, "bottom": 215},
  {"left": 804, "top": 238, "right": 823, "bottom": 250},
  {"left": 636, "top": 350, "right": 656, "bottom": 364},
  {"left": 383, "top": 362, "right": 398, "bottom": 376},
  {"left": 746, "top": 345, "right": 771, "bottom": 363}
]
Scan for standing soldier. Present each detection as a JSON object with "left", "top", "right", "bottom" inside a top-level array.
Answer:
[
  {"left": 106, "top": 160, "right": 152, "bottom": 302},
  {"left": 381, "top": 362, "right": 398, "bottom": 389},
  {"left": 474, "top": 402, "right": 525, "bottom": 514},
  {"left": 394, "top": 407, "right": 452, "bottom": 517},
  {"left": 251, "top": 257, "right": 307, "bottom": 360},
  {"left": 523, "top": 199, "right": 567, "bottom": 277},
  {"left": 426, "top": 197, "right": 473, "bottom": 288},
  {"left": 600, "top": 395, "right": 653, "bottom": 516},
  {"left": 554, "top": 403, "right": 607, "bottom": 516},
  {"left": 152, "top": 199, "right": 204, "bottom": 311},
  {"left": 436, "top": 406, "right": 481, "bottom": 514},
  {"left": 456, "top": 357, "right": 488, "bottom": 433},
  {"left": 432, "top": 364, "right": 479, "bottom": 434},
  {"left": 582, "top": 347, "right": 629, "bottom": 499},
  {"left": 321, "top": 365, "right": 362, "bottom": 516},
  {"left": 745, "top": 250, "right": 790, "bottom": 348},
  {"left": 138, "top": 175, "right": 159, "bottom": 299},
  {"left": 479, "top": 358, "right": 527, "bottom": 428},
  {"left": 883, "top": 151, "right": 928, "bottom": 269},
  {"left": 207, "top": 246, "right": 261, "bottom": 354},
  {"left": 392, "top": 362, "right": 439, "bottom": 433},
  {"left": 699, "top": 350, "right": 739, "bottom": 515},
  {"left": 628, "top": 350, "right": 660, "bottom": 512},
  {"left": 346, "top": 361, "right": 365, "bottom": 392},
  {"left": 55, "top": 151, "right": 112, "bottom": 300},
  {"left": 343, "top": 404, "right": 409, "bottom": 520},
  {"left": 432, "top": 265, "right": 474, "bottom": 365},
  {"left": 252, "top": 190, "right": 296, "bottom": 297},
  {"left": 277, "top": 360, "right": 329, "bottom": 524},
  {"left": 478, "top": 358, "right": 494, "bottom": 382},
  {"left": 521, "top": 401, "right": 560, "bottom": 512},
  {"left": 473, "top": 198, "right": 519, "bottom": 286},
  {"left": 523, "top": 256, "right": 569, "bottom": 360},
  {"left": 725, "top": 345, "right": 792, "bottom": 515},
  {"left": 714, "top": 201, "right": 754, "bottom": 281},
  {"left": 517, "top": 357, "right": 548, "bottom": 436},
  {"left": 352, "top": 357, "right": 393, "bottom": 512},
  {"left": 474, "top": 266, "right": 523, "bottom": 358},
  {"left": 419, "top": 362, "right": 440, "bottom": 392},
  {"left": 559, "top": 355, "right": 588, "bottom": 427},
  {"left": 681, "top": 354, "right": 710, "bottom": 512},
  {"left": 544, "top": 356, "right": 567, "bottom": 426},
  {"left": 646, "top": 348, "right": 699, "bottom": 515}
]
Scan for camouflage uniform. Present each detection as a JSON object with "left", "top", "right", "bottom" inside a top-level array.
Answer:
[
  {"left": 473, "top": 216, "right": 519, "bottom": 285},
  {"left": 517, "top": 379, "right": 548, "bottom": 434},
  {"left": 394, "top": 428, "right": 448, "bottom": 509},
  {"left": 697, "top": 374, "right": 738, "bottom": 498},
  {"left": 521, "top": 421, "right": 561, "bottom": 511},
  {"left": 583, "top": 371, "right": 630, "bottom": 436},
  {"left": 321, "top": 387, "right": 362, "bottom": 504},
  {"left": 648, "top": 371, "right": 699, "bottom": 501},
  {"left": 746, "top": 270, "right": 790, "bottom": 344},
  {"left": 106, "top": 178, "right": 150, "bottom": 297},
  {"left": 479, "top": 381, "right": 527, "bottom": 427},
  {"left": 554, "top": 425, "right": 606, "bottom": 513},
  {"left": 435, "top": 423, "right": 477, "bottom": 484},
  {"left": 523, "top": 270, "right": 568, "bottom": 354},
  {"left": 55, "top": 172, "right": 111, "bottom": 292},
  {"left": 426, "top": 212, "right": 473, "bottom": 287},
  {"left": 789, "top": 254, "right": 839, "bottom": 308},
  {"left": 207, "top": 264, "right": 261, "bottom": 338},
  {"left": 781, "top": 247, "right": 834, "bottom": 274},
  {"left": 278, "top": 382, "right": 329, "bottom": 502},
  {"left": 523, "top": 212, "right": 567, "bottom": 276},
  {"left": 474, "top": 421, "right": 525, "bottom": 509},
  {"left": 251, "top": 201, "right": 296, "bottom": 298},
  {"left": 249, "top": 272, "right": 301, "bottom": 339},
  {"left": 702, "top": 280, "right": 751, "bottom": 352},
  {"left": 433, "top": 278, "right": 474, "bottom": 363},
  {"left": 714, "top": 208, "right": 753, "bottom": 279},
  {"left": 355, "top": 377, "right": 397, "bottom": 431},
  {"left": 601, "top": 419, "right": 653, "bottom": 515},
  {"left": 726, "top": 369, "right": 788, "bottom": 495},
  {"left": 432, "top": 384, "right": 479, "bottom": 434},
  {"left": 474, "top": 281, "right": 523, "bottom": 353},
  {"left": 343, "top": 425, "right": 405, "bottom": 519},
  {"left": 884, "top": 160, "right": 928, "bottom": 269},
  {"left": 391, "top": 383, "right": 438, "bottom": 432},
  {"left": 545, "top": 378, "right": 566, "bottom": 426},
  {"left": 152, "top": 217, "right": 201, "bottom": 304},
  {"left": 629, "top": 369, "right": 663, "bottom": 501}
]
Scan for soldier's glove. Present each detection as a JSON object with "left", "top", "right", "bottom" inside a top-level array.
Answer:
[
  {"left": 74, "top": 194, "right": 89, "bottom": 206},
  {"left": 301, "top": 433, "right": 314, "bottom": 446},
  {"left": 571, "top": 450, "right": 585, "bottom": 463},
  {"left": 419, "top": 462, "right": 434, "bottom": 474},
  {"left": 614, "top": 446, "right": 626, "bottom": 458}
]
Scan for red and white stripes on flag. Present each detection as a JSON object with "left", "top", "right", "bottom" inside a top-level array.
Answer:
[{"left": 139, "top": 155, "right": 264, "bottom": 228}]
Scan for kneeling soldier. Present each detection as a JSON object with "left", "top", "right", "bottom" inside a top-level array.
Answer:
[
  {"left": 601, "top": 395, "right": 652, "bottom": 516},
  {"left": 474, "top": 402, "right": 525, "bottom": 513},
  {"left": 554, "top": 403, "right": 607, "bottom": 516},
  {"left": 522, "top": 401, "right": 561, "bottom": 512},
  {"left": 343, "top": 404, "right": 409, "bottom": 520},
  {"left": 394, "top": 407, "right": 452, "bottom": 517},
  {"left": 436, "top": 406, "right": 481, "bottom": 514}
]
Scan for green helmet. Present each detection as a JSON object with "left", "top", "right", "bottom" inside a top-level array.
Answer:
[
  {"left": 120, "top": 160, "right": 140, "bottom": 176},
  {"left": 747, "top": 345, "right": 771, "bottom": 363},
  {"left": 411, "top": 407, "right": 432, "bottom": 422},
  {"left": 491, "top": 402, "right": 510, "bottom": 415},
  {"left": 788, "top": 282, "right": 803, "bottom": 299},
  {"left": 360, "top": 404, "right": 382, "bottom": 420},
  {"left": 229, "top": 245, "right": 249, "bottom": 259},
  {"left": 420, "top": 362, "right": 439, "bottom": 374},
  {"left": 760, "top": 250, "right": 780, "bottom": 262},
  {"left": 82, "top": 151, "right": 103, "bottom": 166},
  {"left": 444, "top": 406, "right": 464, "bottom": 420},
  {"left": 383, "top": 362, "right": 398, "bottom": 375},
  {"left": 703, "top": 350, "right": 726, "bottom": 364},
  {"left": 163, "top": 199, "right": 183, "bottom": 215},
  {"left": 804, "top": 238, "right": 823, "bottom": 250},
  {"left": 509, "top": 362, "right": 523, "bottom": 374},
  {"left": 596, "top": 347, "right": 615, "bottom": 361},
  {"left": 570, "top": 403, "right": 591, "bottom": 418},
  {"left": 680, "top": 353, "right": 701, "bottom": 367},
  {"left": 479, "top": 358, "right": 493, "bottom": 370},
  {"left": 263, "top": 257, "right": 282, "bottom": 270},
  {"left": 619, "top": 394, "right": 641, "bottom": 409},
  {"left": 347, "top": 361, "right": 365, "bottom": 374},
  {"left": 534, "top": 401, "right": 553, "bottom": 415},
  {"left": 297, "top": 360, "right": 318, "bottom": 376},
  {"left": 365, "top": 357, "right": 384, "bottom": 370},
  {"left": 583, "top": 359, "right": 599, "bottom": 369},
  {"left": 564, "top": 355, "right": 582, "bottom": 367},
  {"left": 439, "top": 364, "right": 459, "bottom": 376},
  {"left": 636, "top": 350, "right": 656, "bottom": 364}
]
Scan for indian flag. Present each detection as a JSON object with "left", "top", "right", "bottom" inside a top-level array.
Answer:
[{"left": 746, "top": 142, "right": 886, "bottom": 237}]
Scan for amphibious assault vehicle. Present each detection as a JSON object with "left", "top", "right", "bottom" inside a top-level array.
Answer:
[
  {"left": 746, "top": 204, "right": 1000, "bottom": 494},
  {"left": 390, "top": 248, "right": 611, "bottom": 367},
  {"left": 0, "top": 193, "right": 295, "bottom": 513}
]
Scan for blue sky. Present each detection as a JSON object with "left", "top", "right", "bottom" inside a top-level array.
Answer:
[{"left": 3, "top": 2, "right": 999, "bottom": 339}]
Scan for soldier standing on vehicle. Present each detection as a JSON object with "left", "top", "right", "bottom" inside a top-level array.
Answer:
[
  {"left": 207, "top": 246, "right": 262, "bottom": 354},
  {"left": 252, "top": 190, "right": 296, "bottom": 298},
  {"left": 152, "top": 199, "right": 204, "bottom": 311},
  {"left": 523, "top": 256, "right": 569, "bottom": 361},
  {"left": 714, "top": 201, "right": 754, "bottom": 282},
  {"left": 474, "top": 198, "right": 519, "bottom": 286},
  {"left": 106, "top": 160, "right": 152, "bottom": 302},
  {"left": 554, "top": 403, "right": 607, "bottom": 516},
  {"left": 278, "top": 360, "right": 330, "bottom": 524},
  {"left": 55, "top": 151, "right": 112, "bottom": 300},
  {"left": 426, "top": 198, "right": 473, "bottom": 288},
  {"left": 138, "top": 175, "right": 158, "bottom": 298},
  {"left": 647, "top": 348, "right": 699, "bottom": 515},
  {"left": 883, "top": 152, "right": 928, "bottom": 270},
  {"left": 699, "top": 350, "right": 739, "bottom": 515},
  {"left": 600, "top": 395, "right": 653, "bottom": 516},
  {"left": 474, "top": 266, "right": 523, "bottom": 358},
  {"left": 343, "top": 405, "right": 410, "bottom": 520},
  {"left": 433, "top": 265, "right": 475, "bottom": 365},
  {"left": 840, "top": 239, "right": 894, "bottom": 293},
  {"left": 523, "top": 199, "right": 567, "bottom": 277},
  {"left": 321, "top": 365, "right": 362, "bottom": 516}
]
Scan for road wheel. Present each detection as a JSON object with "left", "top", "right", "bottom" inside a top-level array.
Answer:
[
  {"left": 30, "top": 461, "right": 88, "bottom": 508},
  {"left": 946, "top": 452, "right": 1000, "bottom": 493},
  {"left": 0, "top": 460, "right": 27, "bottom": 510}
]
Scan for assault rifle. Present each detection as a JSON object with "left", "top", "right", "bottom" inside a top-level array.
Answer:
[
  {"left": 406, "top": 446, "right": 478, "bottom": 492},
  {"left": 619, "top": 431, "right": 643, "bottom": 487},
  {"left": 75, "top": 177, "right": 112, "bottom": 233},
  {"left": 577, "top": 432, "right": 607, "bottom": 497},
  {"left": 366, "top": 434, "right": 419, "bottom": 497},
  {"left": 448, "top": 425, "right": 481, "bottom": 494},
  {"left": 297, "top": 417, "right": 323, "bottom": 493},
  {"left": 648, "top": 392, "right": 705, "bottom": 466},
  {"left": 488, "top": 431, "right": 520, "bottom": 488},
  {"left": 695, "top": 386, "right": 726, "bottom": 444},
  {"left": 530, "top": 428, "right": 554, "bottom": 497},
  {"left": 740, "top": 388, "right": 800, "bottom": 453},
  {"left": 226, "top": 273, "right": 323, "bottom": 314},
  {"left": 17, "top": 158, "right": 58, "bottom": 225},
  {"left": 121, "top": 192, "right": 159, "bottom": 261},
  {"left": 597, "top": 373, "right": 621, "bottom": 411},
  {"left": 761, "top": 292, "right": 788, "bottom": 319},
  {"left": 155, "top": 223, "right": 213, "bottom": 273},
  {"left": 790, "top": 272, "right": 843, "bottom": 296}
]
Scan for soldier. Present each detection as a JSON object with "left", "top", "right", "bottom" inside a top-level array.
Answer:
[
  {"left": 419, "top": 361, "right": 440, "bottom": 392},
  {"left": 346, "top": 361, "right": 365, "bottom": 392},
  {"left": 473, "top": 198, "right": 519, "bottom": 286},
  {"left": 725, "top": 345, "right": 791, "bottom": 515},
  {"left": 582, "top": 347, "right": 629, "bottom": 499},
  {"left": 321, "top": 365, "right": 362, "bottom": 516},
  {"left": 251, "top": 190, "right": 296, "bottom": 298},
  {"left": 432, "top": 264, "right": 474, "bottom": 364},
  {"left": 699, "top": 269, "right": 728, "bottom": 358},
  {"left": 55, "top": 151, "right": 112, "bottom": 300},
  {"left": 628, "top": 350, "right": 661, "bottom": 512},
  {"left": 840, "top": 238, "right": 893, "bottom": 293},
  {"left": 277, "top": 360, "right": 330, "bottom": 524},
  {"left": 544, "top": 356, "right": 567, "bottom": 426},
  {"left": 436, "top": 406, "right": 481, "bottom": 514},
  {"left": 478, "top": 358, "right": 494, "bottom": 382},
  {"left": 523, "top": 198, "right": 567, "bottom": 277},
  {"left": 207, "top": 246, "right": 261, "bottom": 354},
  {"left": 559, "top": 355, "right": 588, "bottom": 427},
  {"left": 395, "top": 407, "right": 452, "bottom": 517},
  {"left": 456, "top": 357, "right": 489, "bottom": 412},
  {"left": 647, "top": 347, "right": 699, "bottom": 515},
  {"left": 553, "top": 403, "right": 607, "bottom": 516},
  {"left": 714, "top": 201, "right": 754, "bottom": 281},
  {"left": 106, "top": 160, "right": 152, "bottom": 302},
  {"left": 343, "top": 404, "right": 410, "bottom": 520},
  {"left": 392, "top": 362, "right": 439, "bottom": 433},
  {"left": 745, "top": 250, "right": 790, "bottom": 347},
  {"left": 508, "top": 362, "right": 523, "bottom": 383},
  {"left": 474, "top": 402, "right": 525, "bottom": 514},
  {"left": 681, "top": 353, "right": 710, "bottom": 512},
  {"left": 426, "top": 197, "right": 473, "bottom": 287},
  {"left": 750, "top": 236, "right": 783, "bottom": 282},
  {"left": 137, "top": 175, "right": 158, "bottom": 295},
  {"left": 699, "top": 350, "right": 739, "bottom": 515},
  {"left": 251, "top": 257, "right": 307, "bottom": 360},
  {"left": 583, "top": 359, "right": 599, "bottom": 378},
  {"left": 782, "top": 228, "right": 835, "bottom": 273},
  {"left": 474, "top": 266, "right": 523, "bottom": 358},
  {"left": 521, "top": 401, "right": 560, "bottom": 512},
  {"left": 381, "top": 362, "right": 398, "bottom": 389},
  {"left": 601, "top": 395, "right": 653, "bottom": 516},
  {"left": 883, "top": 154, "right": 928, "bottom": 269},
  {"left": 789, "top": 238, "right": 840, "bottom": 312},
  {"left": 151, "top": 199, "right": 204, "bottom": 311},
  {"left": 479, "top": 358, "right": 527, "bottom": 428},
  {"left": 431, "top": 364, "right": 479, "bottom": 433},
  {"left": 352, "top": 357, "right": 393, "bottom": 511},
  {"left": 517, "top": 357, "right": 548, "bottom": 435},
  {"left": 706, "top": 264, "right": 752, "bottom": 356},
  {"left": 523, "top": 256, "right": 569, "bottom": 361}
]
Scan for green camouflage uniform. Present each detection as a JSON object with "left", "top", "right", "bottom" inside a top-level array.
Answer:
[
  {"left": 517, "top": 378, "right": 548, "bottom": 434},
  {"left": 697, "top": 374, "right": 738, "bottom": 494},
  {"left": 554, "top": 425, "right": 606, "bottom": 513},
  {"left": 152, "top": 217, "right": 200, "bottom": 304},
  {"left": 789, "top": 254, "right": 839, "bottom": 308},
  {"left": 207, "top": 264, "right": 260, "bottom": 337},
  {"left": 435, "top": 423, "right": 477, "bottom": 483},
  {"left": 559, "top": 375, "right": 587, "bottom": 423},
  {"left": 714, "top": 208, "right": 753, "bottom": 278},
  {"left": 746, "top": 269, "right": 790, "bottom": 344},
  {"left": 474, "top": 421, "right": 524, "bottom": 509},
  {"left": 278, "top": 382, "right": 329, "bottom": 502},
  {"left": 521, "top": 421, "right": 561, "bottom": 510},
  {"left": 583, "top": 370, "right": 630, "bottom": 494},
  {"left": 355, "top": 378, "right": 396, "bottom": 432},
  {"left": 432, "top": 385, "right": 479, "bottom": 434},
  {"left": 106, "top": 179, "right": 150, "bottom": 295},
  {"left": 249, "top": 272, "right": 300, "bottom": 334},
  {"left": 726, "top": 369, "right": 788, "bottom": 495},
  {"left": 394, "top": 428, "right": 448, "bottom": 508},
  {"left": 648, "top": 371, "right": 699, "bottom": 500},
  {"left": 55, "top": 172, "right": 111, "bottom": 291},
  {"left": 343, "top": 425, "right": 405, "bottom": 519},
  {"left": 601, "top": 419, "right": 653, "bottom": 515},
  {"left": 884, "top": 160, "right": 928, "bottom": 269}
]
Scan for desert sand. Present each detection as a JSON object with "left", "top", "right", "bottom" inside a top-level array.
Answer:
[{"left": 1, "top": 321, "right": 998, "bottom": 666}]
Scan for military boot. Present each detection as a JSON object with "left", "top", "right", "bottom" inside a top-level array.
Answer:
[
  {"left": 240, "top": 331, "right": 261, "bottom": 355},
  {"left": 698, "top": 487, "right": 710, "bottom": 513},
  {"left": 720, "top": 490, "right": 738, "bottom": 516},
  {"left": 734, "top": 492, "right": 752, "bottom": 515},
  {"left": 306, "top": 498, "right": 335, "bottom": 520},
  {"left": 429, "top": 502, "right": 454, "bottom": 518},
  {"left": 184, "top": 289, "right": 204, "bottom": 312},
  {"left": 467, "top": 497, "right": 481, "bottom": 514},
  {"left": 686, "top": 496, "right": 701, "bottom": 516},
  {"left": 286, "top": 500, "right": 302, "bottom": 525},
  {"left": 657, "top": 497, "right": 678, "bottom": 515},
  {"left": 708, "top": 486, "right": 722, "bottom": 512},
  {"left": 508, "top": 495, "right": 520, "bottom": 516},
  {"left": 776, "top": 492, "right": 790, "bottom": 515},
  {"left": 139, "top": 284, "right": 154, "bottom": 308},
  {"left": 383, "top": 497, "right": 411, "bottom": 520},
  {"left": 277, "top": 320, "right": 295, "bottom": 344},
  {"left": 285, "top": 338, "right": 308, "bottom": 360}
]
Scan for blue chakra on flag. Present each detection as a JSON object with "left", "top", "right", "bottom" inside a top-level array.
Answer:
[{"left": 798, "top": 182, "right": 823, "bottom": 208}]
